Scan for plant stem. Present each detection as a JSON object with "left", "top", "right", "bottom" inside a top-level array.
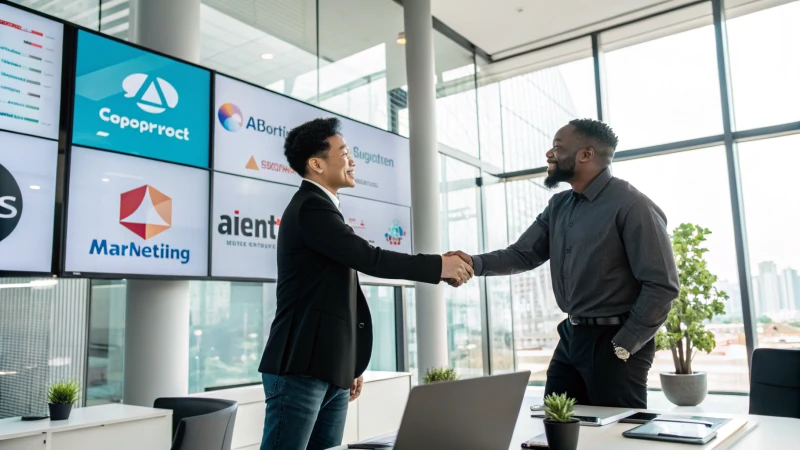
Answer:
[
  {"left": 671, "top": 346, "right": 681, "bottom": 374},
  {"left": 686, "top": 336, "right": 693, "bottom": 375},
  {"left": 676, "top": 338, "right": 686, "bottom": 374}
]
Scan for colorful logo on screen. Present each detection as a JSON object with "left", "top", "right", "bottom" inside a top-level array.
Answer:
[
  {"left": 385, "top": 220, "right": 406, "bottom": 246},
  {"left": 72, "top": 31, "right": 210, "bottom": 168},
  {"left": 87, "top": 185, "right": 190, "bottom": 264},
  {"left": 0, "top": 162, "right": 23, "bottom": 243},
  {"left": 218, "top": 103, "right": 243, "bottom": 132},
  {"left": 217, "top": 101, "right": 288, "bottom": 137}
]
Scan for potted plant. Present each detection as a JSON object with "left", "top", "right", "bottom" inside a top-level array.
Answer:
[
  {"left": 47, "top": 380, "right": 80, "bottom": 420},
  {"left": 656, "top": 223, "right": 727, "bottom": 406},
  {"left": 542, "top": 392, "right": 579, "bottom": 450},
  {"left": 422, "top": 367, "right": 459, "bottom": 384}
]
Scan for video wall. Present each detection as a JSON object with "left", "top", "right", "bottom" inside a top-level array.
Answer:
[{"left": 0, "top": 2, "right": 412, "bottom": 280}]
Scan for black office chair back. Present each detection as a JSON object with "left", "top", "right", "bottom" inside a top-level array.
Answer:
[
  {"left": 154, "top": 397, "right": 238, "bottom": 450},
  {"left": 749, "top": 348, "right": 800, "bottom": 419}
]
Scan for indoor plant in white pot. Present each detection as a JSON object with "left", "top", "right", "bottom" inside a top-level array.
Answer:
[
  {"left": 542, "top": 393, "right": 579, "bottom": 450},
  {"left": 656, "top": 223, "right": 727, "bottom": 406}
]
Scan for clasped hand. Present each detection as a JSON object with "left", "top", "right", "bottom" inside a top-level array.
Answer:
[{"left": 441, "top": 250, "right": 474, "bottom": 287}]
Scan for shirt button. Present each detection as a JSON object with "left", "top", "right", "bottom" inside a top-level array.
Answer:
[
  {"left": 566, "top": 248, "right": 571, "bottom": 254},
  {"left": 358, "top": 323, "right": 365, "bottom": 329},
  {"left": 568, "top": 223, "right": 573, "bottom": 227}
]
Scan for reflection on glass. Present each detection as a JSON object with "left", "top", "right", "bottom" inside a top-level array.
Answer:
[
  {"left": 87, "top": 280, "right": 126, "bottom": 406},
  {"left": 728, "top": 2, "right": 800, "bottom": 130},
  {"left": 738, "top": 135, "right": 800, "bottom": 351},
  {"left": 504, "top": 178, "right": 564, "bottom": 383},
  {"left": 498, "top": 58, "right": 596, "bottom": 171},
  {"left": 612, "top": 147, "right": 748, "bottom": 392},
  {"left": 604, "top": 16, "right": 723, "bottom": 150},
  {"left": 436, "top": 31, "right": 479, "bottom": 157},
  {"left": 405, "top": 287, "right": 418, "bottom": 385},
  {"left": 189, "top": 281, "right": 266, "bottom": 393},
  {"left": 484, "top": 180, "right": 514, "bottom": 374},
  {"left": 441, "top": 156, "right": 483, "bottom": 377},
  {"left": 362, "top": 285, "right": 397, "bottom": 372}
]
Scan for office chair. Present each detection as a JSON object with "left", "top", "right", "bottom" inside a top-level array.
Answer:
[
  {"left": 154, "top": 397, "right": 238, "bottom": 450},
  {"left": 749, "top": 348, "right": 800, "bottom": 419}
]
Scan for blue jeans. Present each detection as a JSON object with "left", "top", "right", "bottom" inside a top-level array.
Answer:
[{"left": 260, "top": 373, "right": 350, "bottom": 450}]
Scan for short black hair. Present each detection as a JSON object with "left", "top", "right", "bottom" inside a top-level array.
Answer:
[
  {"left": 284, "top": 117, "right": 341, "bottom": 176},
  {"left": 568, "top": 118, "right": 619, "bottom": 162}
]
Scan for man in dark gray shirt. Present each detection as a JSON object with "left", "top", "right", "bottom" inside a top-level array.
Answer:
[{"left": 448, "top": 119, "right": 679, "bottom": 408}]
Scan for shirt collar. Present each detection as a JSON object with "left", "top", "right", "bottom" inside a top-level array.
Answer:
[
  {"left": 578, "top": 167, "right": 612, "bottom": 202},
  {"left": 303, "top": 179, "right": 340, "bottom": 209}
]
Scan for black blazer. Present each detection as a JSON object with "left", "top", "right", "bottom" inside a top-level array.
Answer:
[{"left": 258, "top": 181, "right": 442, "bottom": 389}]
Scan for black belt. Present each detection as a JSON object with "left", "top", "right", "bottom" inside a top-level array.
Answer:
[{"left": 568, "top": 314, "right": 628, "bottom": 326}]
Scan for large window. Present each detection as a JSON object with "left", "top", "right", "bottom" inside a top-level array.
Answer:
[
  {"left": 87, "top": 280, "right": 126, "bottom": 405},
  {"left": 738, "top": 135, "right": 800, "bottom": 349},
  {"left": 440, "top": 156, "right": 484, "bottom": 377},
  {"left": 504, "top": 179, "right": 565, "bottom": 383},
  {"left": 728, "top": 1, "right": 800, "bottom": 131},
  {"left": 603, "top": 5, "right": 723, "bottom": 150},
  {"left": 612, "top": 147, "right": 748, "bottom": 392},
  {"left": 362, "top": 285, "right": 398, "bottom": 372}
]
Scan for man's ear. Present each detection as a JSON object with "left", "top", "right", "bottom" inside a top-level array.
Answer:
[
  {"left": 580, "top": 147, "right": 595, "bottom": 163},
  {"left": 308, "top": 157, "right": 323, "bottom": 174}
]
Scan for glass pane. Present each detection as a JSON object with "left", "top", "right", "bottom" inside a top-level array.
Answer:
[
  {"left": 504, "top": 179, "right": 565, "bottom": 383},
  {"left": 0, "top": 278, "right": 89, "bottom": 417},
  {"left": 199, "top": 0, "right": 318, "bottom": 103},
  {"left": 728, "top": 2, "right": 800, "bottom": 131},
  {"left": 603, "top": 6, "right": 723, "bottom": 150},
  {"left": 87, "top": 280, "right": 126, "bottom": 406},
  {"left": 440, "top": 156, "right": 483, "bottom": 377},
  {"left": 499, "top": 57, "right": 596, "bottom": 171},
  {"left": 404, "top": 286, "right": 418, "bottom": 385},
  {"left": 318, "top": 0, "right": 405, "bottom": 130},
  {"left": 483, "top": 178, "right": 514, "bottom": 374},
  {"left": 612, "top": 147, "right": 748, "bottom": 392},
  {"left": 738, "top": 135, "right": 800, "bottom": 349},
  {"left": 8, "top": 0, "right": 101, "bottom": 30},
  {"left": 189, "top": 281, "right": 266, "bottom": 393},
  {"left": 477, "top": 80, "right": 503, "bottom": 168},
  {"left": 436, "top": 32, "right": 478, "bottom": 157},
  {"left": 362, "top": 285, "right": 397, "bottom": 372}
]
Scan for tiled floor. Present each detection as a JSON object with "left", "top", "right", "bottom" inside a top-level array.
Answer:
[{"left": 525, "top": 386, "right": 750, "bottom": 415}]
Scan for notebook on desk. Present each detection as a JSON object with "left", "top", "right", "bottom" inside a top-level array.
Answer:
[{"left": 530, "top": 405, "right": 635, "bottom": 426}]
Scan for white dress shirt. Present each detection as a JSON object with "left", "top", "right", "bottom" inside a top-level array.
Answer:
[{"left": 304, "top": 178, "right": 340, "bottom": 210}]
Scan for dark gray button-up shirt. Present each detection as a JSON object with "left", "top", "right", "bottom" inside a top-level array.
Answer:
[{"left": 472, "top": 167, "right": 679, "bottom": 354}]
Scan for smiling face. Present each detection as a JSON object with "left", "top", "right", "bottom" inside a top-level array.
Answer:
[
  {"left": 545, "top": 125, "right": 581, "bottom": 189},
  {"left": 308, "top": 134, "right": 356, "bottom": 191}
]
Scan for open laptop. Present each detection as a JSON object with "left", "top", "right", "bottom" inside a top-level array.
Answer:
[{"left": 349, "top": 371, "right": 530, "bottom": 450}]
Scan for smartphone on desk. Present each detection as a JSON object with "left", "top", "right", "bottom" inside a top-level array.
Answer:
[
  {"left": 619, "top": 412, "right": 661, "bottom": 424},
  {"left": 521, "top": 432, "right": 548, "bottom": 448}
]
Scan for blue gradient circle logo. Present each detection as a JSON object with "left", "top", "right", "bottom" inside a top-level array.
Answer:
[{"left": 218, "top": 103, "right": 243, "bottom": 132}]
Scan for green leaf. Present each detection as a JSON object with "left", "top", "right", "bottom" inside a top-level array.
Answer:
[
  {"left": 48, "top": 380, "right": 80, "bottom": 405},
  {"left": 423, "top": 367, "right": 460, "bottom": 384}
]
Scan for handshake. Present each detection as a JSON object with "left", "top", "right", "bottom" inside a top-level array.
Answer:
[{"left": 440, "top": 250, "right": 474, "bottom": 287}]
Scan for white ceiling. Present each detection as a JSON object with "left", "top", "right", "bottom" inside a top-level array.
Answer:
[{"left": 431, "top": 0, "right": 790, "bottom": 59}]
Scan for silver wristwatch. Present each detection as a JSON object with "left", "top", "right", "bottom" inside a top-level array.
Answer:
[{"left": 613, "top": 343, "right": 630, "bottom": 362}]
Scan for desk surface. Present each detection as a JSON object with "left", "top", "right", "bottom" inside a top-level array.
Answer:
[
  {"left": 329, "top": 395, "right": 800, "bottom": 449},
  {"left": 0, "top": 404, "right": 172, "bottom": 441}
]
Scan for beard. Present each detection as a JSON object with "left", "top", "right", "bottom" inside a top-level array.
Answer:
[{"left": 544, "top": 159, "right": 575, "bottom": 189}]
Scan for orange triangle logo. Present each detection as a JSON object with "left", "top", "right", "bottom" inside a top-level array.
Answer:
[{"left": 246, "top": 155, "right": 259, "bottom": 171}]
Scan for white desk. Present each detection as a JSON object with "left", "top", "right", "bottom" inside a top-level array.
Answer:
[
  {"left": 328, "top": 394, "right": 800, "bottom": 449},
  {"left": 0, "top": 404, "right": 172, "bottom": 450}
]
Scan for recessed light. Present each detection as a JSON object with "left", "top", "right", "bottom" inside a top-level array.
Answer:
[
  {"left": 29, "top": 185, "right": 40, "bottom": 190},
  {"left": 102, "top": 178, "right": 110, "bottom": 182},
  {"left": 396, "top": 32, "right": 406, "bottom": 45},
  {"left": 261, "top": 53, "right": 274, "bottom": 60}
]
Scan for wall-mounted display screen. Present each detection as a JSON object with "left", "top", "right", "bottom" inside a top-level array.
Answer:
[
  {"left": 72, "top": 31, "right": 210, "bottom": 168},
  {"left": 64, "top": 146, "right": 209, "bottom": 277},
  {"left": 0, "top": 131, "right": 57, "bottom": 272},
  {"left": 211, "top": 172, "right": 295, "bottom": 279},
  {"left": 0, "top": 3, "right": 63, "bottom": 140},
  {"left": 213, "top": 74, "right": 411, "bottom": 206},
  {"left": 339, "top": 194, "right": 412, "bottom": 254}
]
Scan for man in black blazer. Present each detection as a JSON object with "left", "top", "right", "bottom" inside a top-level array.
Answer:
[{"left": 259, "top": 117, "right": 472, "bottom": 450}]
